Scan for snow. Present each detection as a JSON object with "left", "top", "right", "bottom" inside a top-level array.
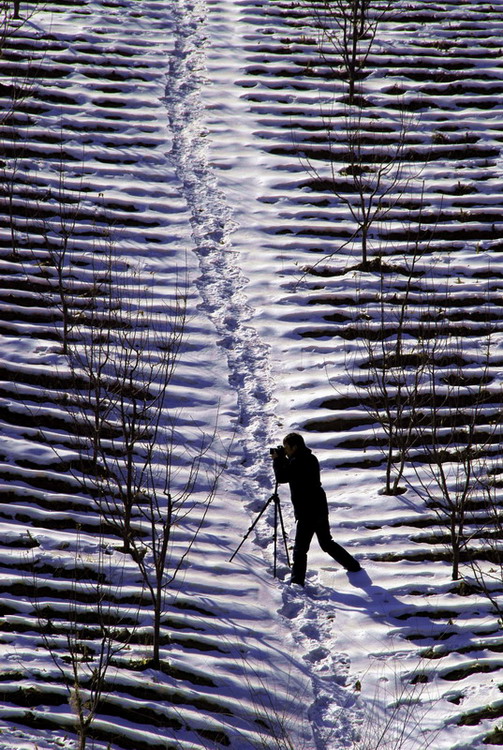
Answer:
[{"left": 0, "top": 0, "right": 502, "bottom": 748}]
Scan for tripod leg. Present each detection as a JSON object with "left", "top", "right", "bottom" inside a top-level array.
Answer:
[
  {"left": 273, "top": 493, "right": 278, "bottom": 577},
  {"left": 275, "top": 495, "right": 291, "bottom": 568},
  {"left": 229, "top": 494, "right": 274, "bottom": 563}
]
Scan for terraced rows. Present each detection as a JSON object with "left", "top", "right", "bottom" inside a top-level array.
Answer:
[
  {"left": 2, "top": 0, "right": 503, "bottom": 747},
  {"left": 205, "top": 0, "right": 503, "bottom": 745},
  {"left": 0, "top": 3, "right": 313, "bottom": 749},
  {"left": 230, "top": 0, "right": 503, "bottom": 488}
]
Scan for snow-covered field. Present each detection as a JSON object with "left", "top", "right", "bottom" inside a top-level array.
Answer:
[{"left": 0, "top": 0, "right": 502, "bottom": 748}]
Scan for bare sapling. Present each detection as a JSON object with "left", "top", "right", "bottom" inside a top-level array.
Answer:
[
  {"left": 318, "top": 106, "right": 416, "bottom": 270},
  {"left": 298, "top": 0, "right": 414, "bottom": 271},
  {"left": 465, "top": 396, "right": 503, "bottom": 609},
  {"left": 67, "top": 249, "right": 225, "bottom": 669},
  {"left": 36, "top": 148, "right": 88, "bottom": 354},
  {"left": 297, "top": 93, "right": 420, "bottom": 275},
  {"left": 94, "top": 286, "right": 224, "bottom": 668},
  {"left": 346, "top": 272, "right": 425, "bottom": 495},
  {"left": 343, "top": 194, "right": 433, "bottom": 494},
  {"left": 128, "top": 418, "right": 224, "bottom": 670},
  {"left": 35, "top": 536, "right": 137, "bottom": 750},
  {"left": 306, "top": 0, "right": 392, "bottom": 106},
  {"left": 408, "top": 320, "right": 500, "bottom": 580},
  {"left": 66, "top": 255, "right": 181, "bottom": 541}
]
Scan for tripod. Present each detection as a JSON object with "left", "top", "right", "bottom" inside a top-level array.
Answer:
[{"left": 229, "top": 482, "right": 291, "bottom": 577}]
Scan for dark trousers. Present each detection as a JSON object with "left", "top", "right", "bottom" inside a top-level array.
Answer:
[{"left": 291, "top": 514, "right": 359, "bottom": 585}]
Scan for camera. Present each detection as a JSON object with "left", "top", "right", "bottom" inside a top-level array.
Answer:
[{"left": 269, "top": 445, "right": 285, "bottom": 457}]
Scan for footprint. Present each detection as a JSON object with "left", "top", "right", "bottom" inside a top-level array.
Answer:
[{"left": 305, "top": 646, "right": 330, "bottom": 663}]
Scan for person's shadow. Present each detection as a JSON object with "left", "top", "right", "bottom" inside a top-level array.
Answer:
[{"left": 326, "top": 568, "right": 459, "bottom": 647}]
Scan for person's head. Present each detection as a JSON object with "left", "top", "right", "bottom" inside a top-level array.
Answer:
[{"left": 283, "top": 432, "right": 306, "bottom": 457}]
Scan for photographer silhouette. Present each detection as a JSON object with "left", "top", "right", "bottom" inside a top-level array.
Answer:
[{"left": 272, "top": 433, "right": 361, "bottom": 586}]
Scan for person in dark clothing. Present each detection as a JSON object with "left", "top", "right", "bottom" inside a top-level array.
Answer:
[{"left": 272, "top": 432, "right": 361, "bottom": 586}]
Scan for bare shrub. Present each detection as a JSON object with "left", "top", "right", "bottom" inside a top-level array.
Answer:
[{"left": 35, "top": 536, "right": 136, "bottom": 750}]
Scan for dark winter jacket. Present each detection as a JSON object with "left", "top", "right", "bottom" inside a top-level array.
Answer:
[{"left": 273, "top": 447, "right": 329, "bottom": 521}]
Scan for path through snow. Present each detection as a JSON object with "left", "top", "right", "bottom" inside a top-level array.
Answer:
[
  {"left": 2, "top": 0, "right": 501, "bottom": 747},
  {"left": 165, "top": 0, "right": 279, "bottom": 495},
  {"left": 162, "top": 2, "right": 370, "bottom": 747},
  {"left": 166, "top": 2, "right": 368, "bottom": 747}
]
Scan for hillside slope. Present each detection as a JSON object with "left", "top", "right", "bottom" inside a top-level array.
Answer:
[
  {"left": 171, "top": 0, "right": 503, "bottom": 746},
  {"left": 0, "top": 1, "right": 502, "bottom": 749}
]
